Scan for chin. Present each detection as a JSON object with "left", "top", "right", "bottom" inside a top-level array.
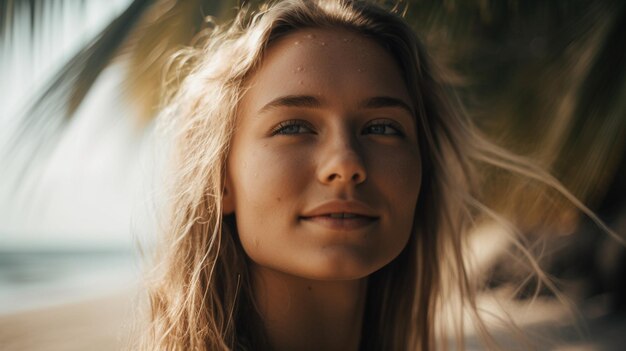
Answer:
[
  {"left": 298, "top": 250, "right": 389, "bottom": 281},
  {"left": 247, "top": 246, "right": 401, "bottom": 282}
]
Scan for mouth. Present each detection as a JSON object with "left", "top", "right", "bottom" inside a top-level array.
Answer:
[
  {"left": 319, "top": 213, "right": 368, "bottom": 219},
  {"left": 299, "top": 213, "right": 379, "bottom": 230}
]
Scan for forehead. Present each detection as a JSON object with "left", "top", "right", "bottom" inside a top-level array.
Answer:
[
  {"left": 240, "top": 27, "right": 411, "bottom": 112},
  {"left": 266, "top": 27, "right": 393, "bottom": 68}
]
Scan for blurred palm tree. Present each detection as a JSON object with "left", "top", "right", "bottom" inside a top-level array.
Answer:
[{"left": 409, "top": 0, "right": 626, "bottom": 230}]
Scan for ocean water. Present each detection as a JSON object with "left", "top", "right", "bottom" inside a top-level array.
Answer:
[{"left": 0, "top": 247, "right": 139, "bottom": 314}]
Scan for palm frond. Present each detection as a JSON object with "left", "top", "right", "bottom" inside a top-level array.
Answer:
[{"left": 2, "top": 0, "right": 152, "bottom": 197}]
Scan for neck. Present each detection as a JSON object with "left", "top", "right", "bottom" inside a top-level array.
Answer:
[{"left": 251, "top": 265, "right": 367, "bottom": 351}]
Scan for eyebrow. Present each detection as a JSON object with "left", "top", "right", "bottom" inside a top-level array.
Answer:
[
  {"left": 258, "top": 95, "right": 321, "bottom": 113},
  {"left": 360, "top": 96, "right": 414, "bottom": 116},
  {"left": 257, "top": 94, "right": 413, "bottom": 115}
]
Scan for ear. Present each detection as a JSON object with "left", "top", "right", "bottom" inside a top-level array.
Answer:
[{"left": 222, "top": 176, "right": 235, "bottom": 215}]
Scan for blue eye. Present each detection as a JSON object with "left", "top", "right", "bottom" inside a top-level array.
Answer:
[
  {"left": 270, "top": 120, "right": 314, "bottom": 135},
  {"left": 363, "top": 120, "right": 404, "bottom": 136}
]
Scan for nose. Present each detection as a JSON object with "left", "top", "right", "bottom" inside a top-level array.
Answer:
[{"left": 317, "top": 135, "right": 367, "bottom": 186}]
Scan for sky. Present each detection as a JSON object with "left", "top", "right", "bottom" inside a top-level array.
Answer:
[{"left": 0, "top": 0, "right": 147, "bottom": 249}]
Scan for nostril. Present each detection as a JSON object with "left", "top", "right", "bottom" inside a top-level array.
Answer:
[
  {"left": 319, "top": 150, "right": 367, "bottom": 185},
  {"left": 327, "top": 171, "right": 364, "bottom": 183}
]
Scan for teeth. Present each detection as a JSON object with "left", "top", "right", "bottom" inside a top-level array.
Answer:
[{"left": 328, "top": 213, "right": 357, "bottom": 218}]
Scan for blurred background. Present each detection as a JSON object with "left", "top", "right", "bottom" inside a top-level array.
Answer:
[{"left": 0, "top": 0, "right": 624, "bottom": 350}]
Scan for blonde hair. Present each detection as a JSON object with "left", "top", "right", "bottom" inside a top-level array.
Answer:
[{"left": 138, "top": 0, "right": 610, "bottom": 350}]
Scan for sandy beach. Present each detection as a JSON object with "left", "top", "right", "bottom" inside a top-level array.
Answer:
[
  {"left": 0, "top": 289, "right": 139, "bottom": 351},
  {"left": 1, "top": 287, "right": 625, "bottom": 350}
]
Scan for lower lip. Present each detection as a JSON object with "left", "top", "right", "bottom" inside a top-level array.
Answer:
[{"left": 300, "top": 216, "right": 378, "bottom": 230}]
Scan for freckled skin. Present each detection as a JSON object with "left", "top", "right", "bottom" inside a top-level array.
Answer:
[{"left": 223, "top": 28, "right": 422, "bottom": 281}]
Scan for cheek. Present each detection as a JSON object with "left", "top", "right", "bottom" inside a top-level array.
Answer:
[
  {"left": 373, "top": 147, "right": 421, "bottom": 242},
  {"left": 371, "top": 146, "right": 422, "bottom": 203},
  {"left": 399, "top": 159, "right": 422, "bottom": 228},
  {"left": 232, "top": 144, "right": 310, "bottom": 206},
  {"left": 401, "top": 159, "right": 422, "bottom": 208},
  {"left": 228, "top": 144, "right": 312, "bottom": 250}
]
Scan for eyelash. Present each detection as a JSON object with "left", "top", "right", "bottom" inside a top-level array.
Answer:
[
  {"left": 363, "top": 119, "right": 405, "bottom": 136},
  {"left": 270, "top": 119, "right": 405, "bottom": 137},
  {"left": 270, "top": 120, "right": 315, "bottom": 135}
]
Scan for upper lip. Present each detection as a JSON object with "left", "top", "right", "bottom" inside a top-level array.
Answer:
[{"left": 300, "top": 200, "right": 379, "bottom": 218}]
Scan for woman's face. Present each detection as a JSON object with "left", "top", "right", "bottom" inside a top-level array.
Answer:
[{"left": 224, "top": 27, "right": 422, "bottom": 280}]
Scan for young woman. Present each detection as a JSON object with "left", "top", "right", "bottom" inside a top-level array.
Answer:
[{"left": 139, "top": 0, "right": 600, "bottom": 349}]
